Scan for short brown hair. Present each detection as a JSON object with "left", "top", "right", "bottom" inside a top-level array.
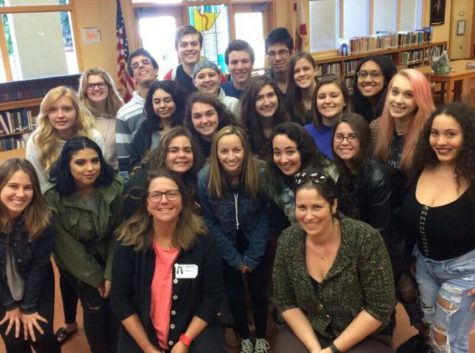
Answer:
[{"left": 175, "top": 25, "right": 203, "bottom": 49}]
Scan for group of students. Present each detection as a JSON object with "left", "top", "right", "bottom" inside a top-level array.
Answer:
[{"left": 0, "top": 23, "right": 474, "bottom": 353}]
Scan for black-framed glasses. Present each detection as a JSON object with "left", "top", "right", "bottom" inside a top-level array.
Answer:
[
  {"left": 334, "top": 133, "right": 358, "bottom": 143},
  {"left": 294, "top": 171, "right": 329, "bottom": 185},
  {"left": 148, "top": 189, "right": 180, "bottom": 202},
  {"left": 86, "top": 82, "right": 106, "bottom": 91},
  {"left": 266, "top": 49, "right": 290, "bottom": 60}
]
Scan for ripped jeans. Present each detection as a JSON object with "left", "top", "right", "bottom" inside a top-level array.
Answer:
[
  {"left": 414, "top": 247, "right": 475, "bottom": 353},
  {"left": 61, "top": 270, "right": 118, "bottom": 353}
]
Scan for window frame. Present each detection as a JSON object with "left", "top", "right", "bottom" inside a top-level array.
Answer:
[{"left": 0, "top": 1, "right": 81, "bottom": 82}]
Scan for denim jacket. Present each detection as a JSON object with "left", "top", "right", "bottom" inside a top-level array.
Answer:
[
  {"left": 197, "top": 164, "right": 270, "bottom": 270},
  {"left": 0, "top": 219, "right": 53, "bottom": 313},
  {"left": 43, "top": 175, "right": 123, "bottom": 288}
]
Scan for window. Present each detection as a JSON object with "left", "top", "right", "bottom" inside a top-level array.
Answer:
[
  {"left": 0, "top": 0, "right": 78, "bottom": 82},
  {"left": 310, "top": 0, "right": 425, "bottom": 52}
]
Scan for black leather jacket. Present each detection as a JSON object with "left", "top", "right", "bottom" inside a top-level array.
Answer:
[
  {"left": 351, "top": 158, "right": 396, "bottom": 245},
  {"left": 0, "top": 218, "right": 53, "bottom": 313}
]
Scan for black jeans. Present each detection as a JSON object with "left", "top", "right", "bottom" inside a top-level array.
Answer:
[
  {"left": 59, "top": 272, "right": 78, "bottom": 325},
  {"left": 0, "top": 265, "right": 60, "bottom": 353},
  {"left": 61, "top": 270, "right": 118, "bottom": 353},
  {"left": 222, "top": 231, "right": 269, "bottom": 339}
]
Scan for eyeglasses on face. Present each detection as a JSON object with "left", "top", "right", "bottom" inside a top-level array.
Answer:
[
  {"left": 131, "top": 59, "right": 152, "bottom": 70},
  {"left": 357, "top": 70, "right": 382, "bottom": 79},
  {"left": 266, "top": 49, "right": 290, "bottom": 60},
  {"left": 294, "top": 171, "right": 329, "bottom": 185},
  {"left": 86, "top": 82, "right": 106, "bottom": 91},
  {"left": 148, "top": 189, "right": 180, "bottom": 202},
  {"left": 334, "top": 133, "right": 358, "bottom": 143}
]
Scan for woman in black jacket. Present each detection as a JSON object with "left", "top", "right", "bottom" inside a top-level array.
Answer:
[
  {"left": 0, "top": 158, "right": 60, "bottom": 353},
  {"left": 332, "top": 113, "right": 395, "bottom": 246},
  {"left": 111, "top": 169, "right": 225, "bottom": 353}
]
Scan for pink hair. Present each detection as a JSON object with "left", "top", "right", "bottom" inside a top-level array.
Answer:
[{"left": 373, "top": 69, "right": 434, "bottom": 172}]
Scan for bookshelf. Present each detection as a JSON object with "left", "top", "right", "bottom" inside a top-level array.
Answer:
[
  {"left": 312, "top": 40, "right": 447, "bottom": 91},
  {"left": 0, "top": 74, "right": 80, "bottom": 159}
]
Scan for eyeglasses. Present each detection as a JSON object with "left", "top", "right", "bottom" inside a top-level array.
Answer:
[
  {"left": 266, "top": 49, "right": 290, "bottom": 60},
  {"left": 131, "top": 59, "right": 152, "bottom": 70},
  {"left": 294, "top": 171, "right": 329, "bottom": 185},
  {"left": 86, "top": 82, "right": 106, "bottom": 91},
  {"left": 357, "top": 70, "right": 382, "bottom": 79},
  {"left": 334, "top": 133, "right": 358, "bottom": 143},
  {"left": 148, "top": 189, "right": 180, "bottom": 202}
]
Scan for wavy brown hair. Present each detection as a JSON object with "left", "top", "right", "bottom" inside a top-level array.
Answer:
[
  {"left": 118, "top": 169, "right": 207, "bottom": 251},
  {"left": 0, "top": 158, "right": 50, "bottom": 238},
  {"left": 411, "top": 102, "right": 475, "bottom": 198},
  {"left": 33, "top": 86, "right": 96, "bottom": 175}
]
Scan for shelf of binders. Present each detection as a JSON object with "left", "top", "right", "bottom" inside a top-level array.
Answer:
[{"left": 0, "top": 107, "right": 37, "bottom": 152}]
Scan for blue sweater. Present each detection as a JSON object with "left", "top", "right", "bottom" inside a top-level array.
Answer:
[{"left": 304, "top": 123, "right": 334, "bottom": 160}]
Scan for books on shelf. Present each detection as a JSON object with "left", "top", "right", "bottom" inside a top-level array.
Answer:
[
  {"left": 347, "top": 29, "right": 432, "bottom": 55},
  {"left": 0, "top": 108, "right": 36, "bottom": 152}
]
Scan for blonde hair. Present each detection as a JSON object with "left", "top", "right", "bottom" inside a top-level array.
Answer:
[
  {"left": 208, "top": 125, "right": 260, "bottom": 199},
  {"left": 118, "top": 169, "right": 207, "bottom": 252},
  {"left": 33, "top": 86, "right": 96, "bottom": 174},
  {"left": 78, "top": 67, "right": 124, "bottom": 117},
  {"left": 0, "top": 159, "right": 50, "bottom": 239}
]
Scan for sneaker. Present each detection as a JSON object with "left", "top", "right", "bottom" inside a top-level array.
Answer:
[
  {"left": 254, "top": 338, "right": 270, "bottom": 353},
  {"left": 240, "top": 338, "right": 254, "bottom": 353}
]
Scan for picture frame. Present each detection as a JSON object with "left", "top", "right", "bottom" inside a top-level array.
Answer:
[
  {"left": 456, "top": 20, "right": 466, "bottom": 36},
  {"left": 430, "top": 0, "right": 446, "bottom": 25}
]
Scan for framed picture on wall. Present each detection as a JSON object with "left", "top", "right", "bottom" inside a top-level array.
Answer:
[{"left": 430, "top": 0, "right": 446, "bottom": 25}]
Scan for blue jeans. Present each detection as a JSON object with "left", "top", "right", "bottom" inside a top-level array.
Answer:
[{"left": 414, "top": 247, "right": 475, "bottom": 353}]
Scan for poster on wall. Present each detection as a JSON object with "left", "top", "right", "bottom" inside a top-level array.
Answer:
[{"left": 430, "top": 0, "right": 446, "bottom": 25}]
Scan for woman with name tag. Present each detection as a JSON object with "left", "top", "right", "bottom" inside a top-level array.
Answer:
[{"left": 111, "top": 169, "right": 225, "bottom": 353}]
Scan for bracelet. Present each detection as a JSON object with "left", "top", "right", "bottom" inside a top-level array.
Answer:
[
  {"left": 179, "top": 333, "right": 192, "bottom": 347},
  {"left": 329, "top": 342, "right": 341, "bottom": 353}
]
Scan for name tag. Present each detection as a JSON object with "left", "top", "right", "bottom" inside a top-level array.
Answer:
[{"left": 175, "top": 264, "right": 198, "bottom": 279}]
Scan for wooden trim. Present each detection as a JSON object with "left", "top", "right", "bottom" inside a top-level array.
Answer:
[
  {"left": 0, "top": 98, "right": 42, "bottom": 111},
  {"left": 0, "top": 4, "right": 72, "bottom": 14},
  {"left": 369, "top": 0, "right": 373, "bottom": 34},
  {"left": 0, "top": 15, "right": 13, "bottom": 81},
  {"left": 69, "top": 0, "right": 83, "bottom": 72}
]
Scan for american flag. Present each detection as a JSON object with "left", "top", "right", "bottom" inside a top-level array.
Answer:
[{"left": 116, "top": 0, "right": 135, "bottom": 102}]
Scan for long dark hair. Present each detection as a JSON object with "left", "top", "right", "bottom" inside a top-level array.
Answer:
[
  {"left": 184, "top": 92, "right": 236, "bottom": 142},
  {"left": 286, "top": 52, "right": 317, "bottom": 124},
  {"left": 351, "top": 55, "right": 397, "bottom": 122},
  {"left": 411, "top": 102, "right": 475, "bottom": 198},
  {"left": 144, "top": 80, "right": 186, "bottom": 131},
  {"left": 240, "top": 75, "right": 289, "bottom": 157},
  {"left": 332, "top": 113, "right": 372, "bottom": 191},
  {"left": 49, "top": 136, "right": 116, "bottom": 196},
  {"left": 267, "top": 122, "right": 329, "bottom": 193}
]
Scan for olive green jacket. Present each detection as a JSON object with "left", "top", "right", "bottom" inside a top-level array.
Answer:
[
  {"left": 43, "top": 175, "right": 123, "bottom": 288},
  {"left": 273, "top": 215, "right": 395, "bottom": 340}
]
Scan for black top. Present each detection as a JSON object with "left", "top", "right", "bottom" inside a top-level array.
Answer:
[
  {"left": 0, "top": 219, "right": 53, "bottom": 313},
  {"left": 401, "top": 183, "right": 475, "bottom": 260},
  {"left": 176, "top": 65, "right": 197, "bottom": 97}
]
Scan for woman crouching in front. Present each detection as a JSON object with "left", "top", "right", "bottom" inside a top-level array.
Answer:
[
  {"left": 273, "top": 171, "right": 396, "bottom": 353},
  {"left": 111, "top": 169, "right": 226, "bottom": 353}
]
